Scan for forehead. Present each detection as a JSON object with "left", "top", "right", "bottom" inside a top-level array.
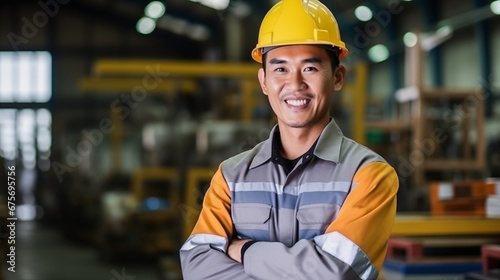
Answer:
[{"left": 265, "top": 45, "right": 330, "bottom": 62}]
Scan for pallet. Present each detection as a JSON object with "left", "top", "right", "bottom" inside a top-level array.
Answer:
[
  {"left": 382, "top": 270, "right": 466, "bottom": 280},
  {"left": 382, "top": 258, "right": 482, "bottom": 280},
  {"left": 483, "top": 245, "right": 500, "bottom": 272},
  {"left": 386, "top": 237, "right": 500, "bottom": 261}
]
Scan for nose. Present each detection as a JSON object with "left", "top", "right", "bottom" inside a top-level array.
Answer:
[{"left": 286, "top": 71, "right": 307, "bottom": 92}]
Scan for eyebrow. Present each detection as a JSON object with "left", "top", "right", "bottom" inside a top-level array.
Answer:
[
  {"left": 302, "top": 56, "right": 323, "bottom": 64},
  {"left": 269, "top": 58, "right": 287, "bottom": 64},
  {"left": 268, "top": 56, "right": 323, "bottom": 65}
]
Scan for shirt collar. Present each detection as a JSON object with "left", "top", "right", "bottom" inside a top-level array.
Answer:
[
  {"left": 314, "top": 118, "right": 343, "bottom": 163},
  {"left": 249, "top": 125, "right": 276, "bottom": 169},
  {"left": 249, "top": 118, "right": 344, "bottom": 169}
]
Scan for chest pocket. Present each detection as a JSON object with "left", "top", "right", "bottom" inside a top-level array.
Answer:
[
  {"left": 232, "top": 204, "right": 272, "bottom": 240},
  {"left": 297, "top": 204, "right": 339, "bottom": 229}
]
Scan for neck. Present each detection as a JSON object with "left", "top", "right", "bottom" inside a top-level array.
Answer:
[{"left": 278, "top": 119, "right": 329, "bottom": 160}]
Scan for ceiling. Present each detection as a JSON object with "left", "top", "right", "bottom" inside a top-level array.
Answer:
[
  {"left": 65, "top": 0, "right": 416, "bottom": 61},
  {"left": 5, "top": 0, "right": 497, "bottom": 62}
]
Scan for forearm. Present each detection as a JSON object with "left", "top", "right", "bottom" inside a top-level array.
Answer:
[
  {"left": 242, "top": 239, "right": 365, "bottom": 280},
  {"left": 180, "top": 244, "right": 252, "bottom": 280},
  {"left": 180, "top": 165, "right": 246, "bottom": 279}
]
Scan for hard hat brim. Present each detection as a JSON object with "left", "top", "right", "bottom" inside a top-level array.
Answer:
[{"left": 252, "top": 43, "right": 349, "bottom": 63}]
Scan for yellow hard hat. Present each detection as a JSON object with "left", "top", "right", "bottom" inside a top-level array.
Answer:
[{"left": 251, "top": 0, "right": 348, "bottom": 63}]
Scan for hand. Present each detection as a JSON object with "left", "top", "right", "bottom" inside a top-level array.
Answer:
[{"left": 227, "top": 239, "right": 251, "bottom": 263}]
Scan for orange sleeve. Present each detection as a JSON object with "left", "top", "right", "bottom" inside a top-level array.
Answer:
[
  {"left": 325, "top": 161, "right": 398, "bottom": 271},
  {"left": 190, "top": 165, "right": 234, "bottom": 239}
]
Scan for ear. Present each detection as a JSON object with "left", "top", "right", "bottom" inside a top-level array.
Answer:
[
  {"left": 258, "top": 68, "right": 268, "bottom": 96},
  {"left": 333, "top": 65, "right": 346, "bottom": 91}
]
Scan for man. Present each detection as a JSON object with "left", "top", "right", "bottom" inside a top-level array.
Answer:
[{"left": 179, "top": 0, "right": 398, "bottom": 279}]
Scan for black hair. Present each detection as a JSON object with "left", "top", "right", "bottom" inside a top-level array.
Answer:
[{"left": 262, "top": 46, "right": 340, "bottom": 74}]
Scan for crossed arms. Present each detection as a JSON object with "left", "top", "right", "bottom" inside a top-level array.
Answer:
[{"left": 180, "top": 162, "right": 398, "bottom": 280}]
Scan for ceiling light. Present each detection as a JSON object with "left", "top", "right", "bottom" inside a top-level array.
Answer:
[
  {"left": 403, "top": 32, "right": 418, "bottom": 47},
  {"left": 368, "top": 44, "right": 390, "bottom": 63},
  {"left": 145, "top": 1, "right": 166, "bottom": 19},
  {"left": 491, "top": 0, "right": 500, "bottom": 15},
  {"left": 354, "top": 6, "right": 373, "bottom": 22},
  {"left": 189, "top": 0, "right": 230, "bottom": 11},
  {"left": 137, "top": 17, "right": 156, "bottom": 34},
  {"left": 421, "top": 25, "right": 453, "bottom": 51},
  {"left": 436, "top": 25, "right": 453, "bottom": 37},
  {"left": 203, "top": 0, "right": 230, "bottom": 10}
]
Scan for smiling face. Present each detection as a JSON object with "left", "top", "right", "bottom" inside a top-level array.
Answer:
[{"left": 258, "top": 45, "right": 345, "bottom": 131}]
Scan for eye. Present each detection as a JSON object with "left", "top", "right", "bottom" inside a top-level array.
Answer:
[
  {"left": 304, "top": 66, "right": 317, "bottom": 72},
  {"left": 273, "top": 67, "right": 286, "bottom": 72}
]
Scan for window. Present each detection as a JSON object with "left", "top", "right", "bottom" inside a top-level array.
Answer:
[
  {"left": 0, "top": 51, "right": 51, "bottom": 103},
  {"left": 0, "top": 51, "right": 52, "bottom": 171}
]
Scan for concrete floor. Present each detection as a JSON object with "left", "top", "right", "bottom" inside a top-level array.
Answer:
[{"left": 2, "top": 221, "right": 172, "bottom": 280}]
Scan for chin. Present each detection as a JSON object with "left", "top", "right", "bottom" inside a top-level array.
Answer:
[{"left": 284, "top": 120, "right": 310, "bottom": 128}]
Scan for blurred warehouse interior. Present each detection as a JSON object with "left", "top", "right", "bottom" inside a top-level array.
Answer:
[{"left": 0, "top": 0, "right": 500, "bottom": 279}]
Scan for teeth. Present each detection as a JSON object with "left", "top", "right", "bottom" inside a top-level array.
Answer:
[{"left": 286, "top": 99, "right": 307, "bottom": 106}]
